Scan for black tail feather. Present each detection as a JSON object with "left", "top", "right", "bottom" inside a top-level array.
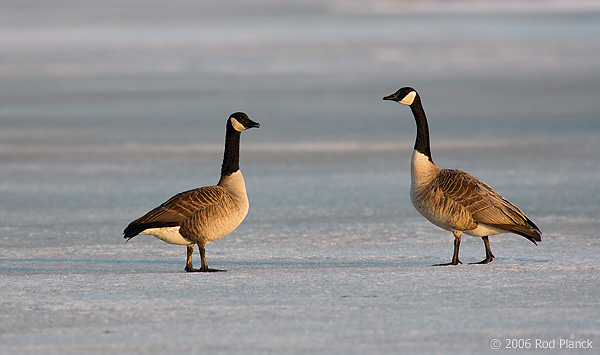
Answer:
[
  {"left": 488, "top": 219, "right": 542, "bottom": 245},
  {"left": 122, "top": 221, "right": 179, "bottom": 241}
]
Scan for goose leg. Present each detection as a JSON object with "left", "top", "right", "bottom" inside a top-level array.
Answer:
[
  {"left": 184, "top": 244, "right": 200, "bottom": 272},
  {"left": 185, "top": 243, "right": 226, "bottom": 272},
  {"left": 198, "top": 244, "right": 226, "bottom": 272},
  {"left": 470, "top": 236, "right": 495, "bottom": 264},
  {"left": 434, "top": 230, "right": 462, "bottom": 266}
]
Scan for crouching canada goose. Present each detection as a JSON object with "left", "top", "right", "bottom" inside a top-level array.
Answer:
[
  {"left": 123, "top": 112, "right": 259, "bottom": 272},
  {"left": 383, "top": 87, "right": 541, "bottom": 265}
]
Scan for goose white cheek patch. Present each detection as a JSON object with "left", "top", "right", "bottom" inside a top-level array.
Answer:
[
  {"left": 399, "top": 91, "right": 417, "bottom": 105},
  {"left": 230, "top": 117, "right": 246, "bottom": 131}
]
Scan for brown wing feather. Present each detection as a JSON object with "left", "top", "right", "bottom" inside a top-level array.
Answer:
[
  {"left": 123, "top": 186, "right": 226, "bottom": 239},
  {"left": 179, "top": 193, "right": 237, "bottom": 238},
  {"left": 434, "top": 169, "right": 541, "bottom": 242}
]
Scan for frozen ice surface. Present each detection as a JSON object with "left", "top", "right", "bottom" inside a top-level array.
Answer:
[{"left": 1, "top": 1, "right": 599, "bottom": 354}]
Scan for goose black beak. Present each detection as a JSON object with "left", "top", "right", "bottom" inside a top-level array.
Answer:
[
  {"left": 247, "top": 119, "right": 260, "bottom": 129},
  {"left": 383, "top": 94, "right": 396, "bottom": 101}
]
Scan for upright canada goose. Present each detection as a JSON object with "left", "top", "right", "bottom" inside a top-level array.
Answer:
[
  {"left": 383, "top": 87, "right": 541, "bottom": 265},
  {"left": 123, "top": 112, "right": 259, "bottom": 272}
]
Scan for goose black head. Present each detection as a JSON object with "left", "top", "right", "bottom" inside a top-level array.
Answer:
[
  {"left": 229, "top": 112, "right": 260, "bottom": 132},
  {"left": 383, "top": 87, "right": 418, "bottom": 106}
]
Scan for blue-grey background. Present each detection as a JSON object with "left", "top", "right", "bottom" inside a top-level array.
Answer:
[{"left": 1, "top": 1, "right": 599, "bottom": 353}]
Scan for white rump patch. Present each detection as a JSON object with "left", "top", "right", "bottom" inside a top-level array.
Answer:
[
  {"left": 399, "top": 91, "right": 417, "bottom": 106},
  {"left": 141, "top": 226, "right": 193, "bottom": 245},
  {"left": 465, "top": 224, "right": 506, "bottom": 237},
  {"left": 230, "top": 117, "right": 246, "bottom": 132}
]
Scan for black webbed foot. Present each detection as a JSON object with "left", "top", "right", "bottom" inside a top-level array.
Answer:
[
  {"left": 469, "top": 255, "right": 495, "bottom": 265},
  {"left": 433, "top": 259, "right": 462, "bottom": 266},
  {"left": 203, "top": 267, "right": 226, "bottom": 272},
  {"left": 185, "top": 266, "right": 226, "bottom": 272}
]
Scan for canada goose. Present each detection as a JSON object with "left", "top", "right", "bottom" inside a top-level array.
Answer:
[
  {"left": 383, "top": 87, "right": 541, "bottom": 265},
  {"left": 123, "top": 112, "right": 259, "bottom": 272}
]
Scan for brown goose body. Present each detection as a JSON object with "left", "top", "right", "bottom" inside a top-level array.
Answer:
[
  {"left": 125, "top": 174, "right": 249, "bottom": 245},
  {"left": 384, "top": 87, "right": 541, "bottom": 265},
  {"left": 123, "top": 112, "right": 259, "bottom": 272}
]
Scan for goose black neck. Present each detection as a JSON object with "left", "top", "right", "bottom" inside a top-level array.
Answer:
[
  {"left": 410, "top": 96, "right": 433, "bottom": 161},
  {"left": 221, "top": 125, "right": 241, "bottom": 176}
]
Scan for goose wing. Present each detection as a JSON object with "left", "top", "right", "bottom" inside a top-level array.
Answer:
[
  {"left": 435, "top": 169, "right": 541, "bottom": 242},
  {"left": 123, "top": 186, "right": 226, "bottom": 239}
]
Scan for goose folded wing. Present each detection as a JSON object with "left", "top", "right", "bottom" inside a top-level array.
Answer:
[
  {"left": 123, "top": 186, "right": 226, "bottom": 238},
  {"left": 436, "top": 169, "right": 531, "bottom": 228}
]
